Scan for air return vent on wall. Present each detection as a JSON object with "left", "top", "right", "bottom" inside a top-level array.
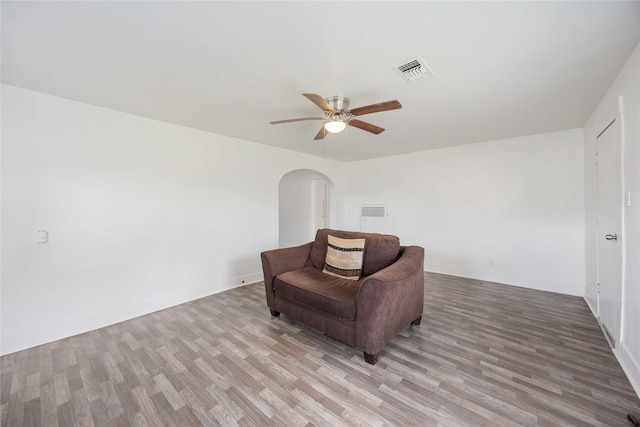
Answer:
[
  {"left": 360, "top": 205, "right": 387, "bottom": 233},
  {"left": 394, "top": 56, "right": 435, "bottom": 84}
]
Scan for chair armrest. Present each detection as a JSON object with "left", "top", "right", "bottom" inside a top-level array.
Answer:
[
  {"left": 355, "top": 245, "right": 425, "bottom": 354},
  {"left": 261, "top": 242, "right": 313, "bottom": 307}
]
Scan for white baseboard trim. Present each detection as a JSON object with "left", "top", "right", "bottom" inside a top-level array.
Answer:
[
  {"left": 584, "top": 294, "right": 598, "bottom": 317},
  {"left": 0, "top": 272, "right": 263, "bottom": 356},
  {"left": 583, "top": 293, "right": 640, "bottom": 400},
  {"left": 425, "top": 263, "right": 584, "bottom": 296},
  {"left": 618, "top": 342, "right": 640, "bottom": 399}
]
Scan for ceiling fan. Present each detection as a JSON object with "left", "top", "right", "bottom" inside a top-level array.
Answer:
[{"left": 270, "top": 93, "right": 402, "bottom": 140}]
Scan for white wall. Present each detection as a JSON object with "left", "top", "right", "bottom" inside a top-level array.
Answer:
[
  {"left": 0, "top": 84, "right": 344, "bottom": 355},
  {"left": 345, "top": 129, "right": 585, "bottom": 296},
  {"left": 584, "top": 41, "right": 640, "bottom": 396}
]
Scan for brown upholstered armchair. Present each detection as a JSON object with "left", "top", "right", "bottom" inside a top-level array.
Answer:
[{"left": 260, "top": 229, "right": 424, "bottom": 364}]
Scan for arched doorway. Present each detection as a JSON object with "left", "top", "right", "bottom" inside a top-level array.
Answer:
[{"left": 278, "top": 170, "right": 333, "bottom": 248}]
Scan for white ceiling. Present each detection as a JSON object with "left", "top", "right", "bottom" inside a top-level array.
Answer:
[{"left": 2, "top": 1, "right": 639, "bottom": 162}]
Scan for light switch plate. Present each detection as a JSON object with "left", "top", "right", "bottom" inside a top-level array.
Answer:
[{"left": 37, "top": 230, "right": 48, "bottom": 243}]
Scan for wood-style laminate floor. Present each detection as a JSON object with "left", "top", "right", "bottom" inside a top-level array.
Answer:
[{"left": 2, "top": 273, "right": 639, "bottom": 426}]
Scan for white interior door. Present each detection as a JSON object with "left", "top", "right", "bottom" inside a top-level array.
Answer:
[
  {"left": 312, "top": 179, "right": 328, "bottom": 232},
  {"left": 596, "top": 117, "right": 624, "bottom": 347}
]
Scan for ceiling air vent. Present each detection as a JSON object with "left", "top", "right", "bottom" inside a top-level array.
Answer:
[{"left": 394, "top": 56, "right": 434, "bottom": 84}]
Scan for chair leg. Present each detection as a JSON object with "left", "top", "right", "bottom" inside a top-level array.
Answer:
[
  {"left": 364, "top": 352, "right": 379, "bottom": 365},
  {"left": 411, "top": 315, "right": 422, "bottom": 326},
  {"left": 270, "top": 309, "right": 280, "bottom": 317}
]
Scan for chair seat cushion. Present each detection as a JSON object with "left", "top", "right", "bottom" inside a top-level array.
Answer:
[{"left": 274, "top": 267, "right": 363, "bottom": 320}]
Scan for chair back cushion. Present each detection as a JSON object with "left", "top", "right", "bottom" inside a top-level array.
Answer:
[{"left": 310, "top": 229, "right": 400, "bottom": 276}]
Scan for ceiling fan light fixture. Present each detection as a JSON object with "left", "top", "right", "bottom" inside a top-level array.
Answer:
[{"left": 324, "top": 119, "right": 347, "bottom": 133}]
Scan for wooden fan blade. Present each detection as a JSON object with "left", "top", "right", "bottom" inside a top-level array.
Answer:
[
  {"left": 303, "top": 93, "right": 335, "bottom": 112},
  {"left": 349, "top": 100, "right": 402, "bottom": 116},
  {"left": 349, "top": 119, "right": 385, "bottom": 135},
  {"left": 270, "top": 117, "right": 323, "bottom": 124},
  {"left": 313, "top": 126, "right": 327, "bottom": 140}
]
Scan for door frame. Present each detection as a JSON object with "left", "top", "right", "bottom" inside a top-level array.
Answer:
[{"left": 311, "top": 178, "right": 329, "bottom": 233}]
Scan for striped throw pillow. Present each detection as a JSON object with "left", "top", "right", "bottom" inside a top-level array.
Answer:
[{"left": 322, "top": 235, "right": 365, "bottom": 280}]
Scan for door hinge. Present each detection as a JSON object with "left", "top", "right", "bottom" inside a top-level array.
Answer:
[{"left": 597, "top": 283, "right": 600, "bottom": 293}]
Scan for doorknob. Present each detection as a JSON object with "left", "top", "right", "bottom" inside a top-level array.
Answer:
[{"left": 606, "top": 233, "right": 618, "bottom": 241}]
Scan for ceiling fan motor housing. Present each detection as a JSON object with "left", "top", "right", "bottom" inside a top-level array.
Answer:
[{"left": 325, "top": 95, "right": 350, "bottom": 112}]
